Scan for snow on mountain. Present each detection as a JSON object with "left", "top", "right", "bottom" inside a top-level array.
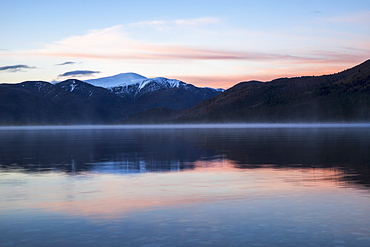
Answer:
[
  {"left": 135, "top": 77, "right": 183, "bottom": 92},
  {"left": 86, "top": 73, "right": 147, "bottom": 88},
  {"left": 85, "top": 73, "right": 224, "bottom": 100},
  {"left": 109, "top": 77, "right": 187, "bottom": 98},
  {"left": 86, "top": 73, "right": 184, "bottom": 90}
]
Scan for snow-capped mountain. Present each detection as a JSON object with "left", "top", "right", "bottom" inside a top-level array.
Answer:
[
  {"left": 0, "top": 74, "right": 224, "bottom": 124},
  {"left": 85, "top": 73, "right": 224, "bottom": 111},
  {"left": 86, "top": 73, "right": 224, "bottom": 98},
  {"left": 86, "top": 73, "right": 147, "bottom": 88}
]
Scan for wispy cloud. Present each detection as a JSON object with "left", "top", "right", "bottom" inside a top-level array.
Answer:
[
  {"left": 56, "top": 61, "right": 77, "bottom": 66},
  {"left": 301, "top": 50, "right": 368, "bottom": 64},
  {"left": 129, "top": 17, "right": 220, "bottom": 30},
  {"left": 0, "top": 64, "right": 36, "bottom": 72},
  {"left": 3, "top": 20, "right": 368, "bottom": 85},
  {"left": 58, "top": 70, "right": 100, "bottom": 78},
  {"left": 4, "top": 21, "right": 367, "bottom": 66},
  {"left": 12, "top": 25, "right": 320, "bottom": 63},
  {"left": 42, "top": 49, "right": 313, "bottom": 62},
  {"left": 312, "top": 10, "right": 323, "bottom": 15}
]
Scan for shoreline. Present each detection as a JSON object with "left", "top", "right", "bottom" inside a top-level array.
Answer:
[{"left": 1, "top": 123, "right": 370, "bottom": 130}]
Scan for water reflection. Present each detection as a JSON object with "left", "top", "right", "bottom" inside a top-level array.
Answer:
[
  {"left": 0, "top": 160, "right": 358, "bottom": 219},
  {"left": 1, "top": 126, "right": 370, "bottom": 247},
  {"left": 0, "top": 127, "right": 369, "bottom": 187}
]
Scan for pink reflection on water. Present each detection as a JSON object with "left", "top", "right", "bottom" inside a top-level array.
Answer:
[{"left": 1, "top": 159, "right": 353, "bottom": 220}]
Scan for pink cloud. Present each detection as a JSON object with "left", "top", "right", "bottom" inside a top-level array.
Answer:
[
  {"left": 6, "top": 22, "right": 367, "bottom": 64},
  {"left": 130, "top": 17, "right": 221, "bottom": 29},
  {"left": 3, "top": 24, "right": 369, "bottom": 87},
  {"left": 21, "top": 43, "right": 314, "bottom": 62},
  {"left": 9, "top": 25, "right": 355, "bottom": 64}
]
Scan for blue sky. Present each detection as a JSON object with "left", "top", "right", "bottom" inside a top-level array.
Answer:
[{"left": 1, "top": 0, "right": 369, "bottom": 88}]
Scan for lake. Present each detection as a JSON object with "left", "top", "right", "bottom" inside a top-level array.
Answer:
[{"left": 0, "top": 124, "right": 370, "bottom": 247}]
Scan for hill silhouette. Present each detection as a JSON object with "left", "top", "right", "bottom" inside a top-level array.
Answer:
[{"left": 126, "top": 59, "right": 370, "bottom": 123}]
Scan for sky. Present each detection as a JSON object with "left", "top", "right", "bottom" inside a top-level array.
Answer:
[{"left": 1, "top": 0, "right": 369, "bottom": 88}]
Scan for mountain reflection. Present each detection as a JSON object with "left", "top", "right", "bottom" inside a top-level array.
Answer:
[{"left": 0, "top": 127, "right": 369, "bottom": 187}]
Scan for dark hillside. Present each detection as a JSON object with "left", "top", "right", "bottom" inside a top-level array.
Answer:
[{"left": 175, "top": 59, "right": 370, "bottom": 122}]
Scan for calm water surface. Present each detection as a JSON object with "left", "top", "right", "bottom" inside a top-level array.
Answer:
[{"left": 0, "top": 124, "right": 370, "bottom": 247}]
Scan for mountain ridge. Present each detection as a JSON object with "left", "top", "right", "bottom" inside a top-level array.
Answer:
[
  {"left": 176, "top": 59, "right": 370, "bottom": 122},
  {"left": 124, "top": 59, "right": 370, "bottom": 123},
  {"left": 86, "top": 73, "right": 223, "bottom": 112},
  {"left": 1, "top": 60, "right": 369, "bottom": 125},
  {"left": 0, "top": 75, "right": 223, "bottom": 124},
  {"left": 86, "top": 72, "right": 223, "bottom": 90}
]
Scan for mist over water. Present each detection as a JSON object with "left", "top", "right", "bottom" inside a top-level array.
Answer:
[
  {"left": 0, "top": 124, "right": 370, "bottom": 246},
  {"left": 0, "top": 123, "right": 370, "bottom": 130}
]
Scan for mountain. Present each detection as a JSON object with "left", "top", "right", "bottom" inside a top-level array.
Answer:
[
  {"left": 2, "top": 61, "right": 369, "bottom": 125},
  {"left": 86, "top": 73, "right": 147, "bottom": 88},
  {"left": 0, "top": 81, "right": 61, "bottom": 124},
  {"left": 0, "top": 75, "right": 223, "bottom": 125},
  {"left": 125, "top": 59, "right": 370, "bottom": 123},
  {"left": 0, "top": 79, "right": 130, "bottom": 124},
  {"left": 86, "top": 73, "right": 224, "bottom": 112},
  {"left": 175, "top": 59, "right": 370, "bottom": 122}
]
